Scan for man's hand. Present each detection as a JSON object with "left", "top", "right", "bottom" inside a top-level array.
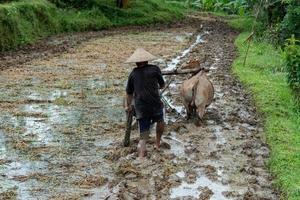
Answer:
[
  {"left": 125, "top": 94, "right": 133, "bottom": 112},
  {"left": 125, "top": 105, "right": 133, "bottom": 112},
  {"left": 159, "top": 84, "right": 165, "bottom": 90}
]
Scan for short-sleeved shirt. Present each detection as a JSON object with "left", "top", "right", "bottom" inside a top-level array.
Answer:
[{"left": 126, "top": 64, "right": 165, "bottom": 119}]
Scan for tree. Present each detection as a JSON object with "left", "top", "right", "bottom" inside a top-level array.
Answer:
[{"left": 116, "top": 0, "right": 129, "bottom": 8}]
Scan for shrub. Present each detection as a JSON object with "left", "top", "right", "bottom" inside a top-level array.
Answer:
[
  {"left": 0, "top": 0, "right": 60, "bottom": 50},
  {"left": 0, "top": 0, "right": 186, "bottom": 50},
  {"left": 48, "top": 0, "right": 95, "bottom": 8},
  {"left": 280, "top": 2, "right": 300, "bottom": 42},
  {"left": 0, "top": 0, "right": 15, "bottom": 3},
  {"left": 283, "top": 35, "right": 300, "bottom": 104},
  {"left": 184, "top": 0, "right": 250, "bottom": 15}
]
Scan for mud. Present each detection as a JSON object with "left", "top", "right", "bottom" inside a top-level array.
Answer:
[{"left": 0, "top": 14, "right": 278, "bottom": 199}]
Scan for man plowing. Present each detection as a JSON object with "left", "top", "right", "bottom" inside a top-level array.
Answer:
[{"left": 124, "top": 48, "right": 165, "bottom": 158}]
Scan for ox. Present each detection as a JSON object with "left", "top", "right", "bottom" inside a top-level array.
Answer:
[{"left": 180, "top": 70, "right": 214, "bottom": 120}]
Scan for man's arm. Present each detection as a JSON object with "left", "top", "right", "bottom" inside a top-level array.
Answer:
[
  {"left": 159, "top": 83, "right": 165, "bottom": 89},
  {"left": 125, "top": 94, "right": 133, "bottom": 112},
  {"left": 156, "top": 66, "right": 165, "bottom": 89},
  {"left": 125, "top": 72, "right": 134, "bottom": 111}
]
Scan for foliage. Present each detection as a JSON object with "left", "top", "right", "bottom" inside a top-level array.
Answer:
[
  {"left": 48, "top": 0, "right": 94, "bottom": 8},
  {"left": 249, "top": 0, "right": 299, "bottom": 44},
  {"left": 0, "top": 0, "right": 185, "bottom": 50},
  {"left": 231, "top": 23, "right": 300, "bottom": 199},
  {"left": 182, "top": 0, "right": 299, "bottom": 44},
  {"left": 0, "top": 0, "right": 60, "bottom": 50},
  {"left": 184, "top": 0, "right": 250, "bottom": 15},
  {"left": 79, "top": 0, "right": 183, "bottom": 25},
  {"left": 57, "top": 7, "right": 111, "bottom": 32},
  {"left": 0, "top": 0, "right": 15, "bottom": 3},
  {"left": 282, "top": 35, "right": 300, "bottom": 105},
  {"left": 280, "top": 2, "right": 300, "bottom": 42}
]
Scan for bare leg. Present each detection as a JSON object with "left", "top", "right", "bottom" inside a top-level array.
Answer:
[
  {"left": 137, "top": 131, "right": 149, "bottom": 158},
  {"left": 155, "top": 121, "right": 164, "bottom": 149},
  {"left": 137, "top": 139, "right": 146, "bottom": 158},
  {"left": 195, "top": 105, "right": 205, "bottom": 126},
  {"left": 197, "top": 104, "right": 206, "bottom": 119}
]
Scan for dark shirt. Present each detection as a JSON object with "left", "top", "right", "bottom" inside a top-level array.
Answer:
[{"left": 126, "top": 64, "right": 165, "bottom": 119}]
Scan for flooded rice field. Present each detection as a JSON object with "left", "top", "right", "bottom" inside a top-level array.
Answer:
[{"left": 0, "top": 16, "right": 278, "bottom": 199}]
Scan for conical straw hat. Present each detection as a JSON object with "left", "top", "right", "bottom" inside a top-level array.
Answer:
[{"left": 125, "top": 48, "right": 157, "bottom": 63}]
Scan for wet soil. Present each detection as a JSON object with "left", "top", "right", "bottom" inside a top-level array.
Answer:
[{"left": 0, "top": 14, "right": 278, "bottom": 199}]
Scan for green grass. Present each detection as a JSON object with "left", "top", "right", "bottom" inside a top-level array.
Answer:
[
  {"left": 229, "top": 17, "right": 300, "bottom": 200},
  {"left": 0, "top": 0, "right": 61, "bottom": 50},
  {"left": 0, "top": 0, "right": 186, "bottom": 50}
]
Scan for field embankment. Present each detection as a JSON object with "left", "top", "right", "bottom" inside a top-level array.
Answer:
[
  {"left": 0, "top": 0, "right": 185, "bottom": 50},
  {"left": 228, "top": 17, "right": 300, "bottom": 200}
]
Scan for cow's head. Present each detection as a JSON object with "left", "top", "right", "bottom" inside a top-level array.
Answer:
[{"left": 183, "top": 59, "right": 201, "bottom": 69}]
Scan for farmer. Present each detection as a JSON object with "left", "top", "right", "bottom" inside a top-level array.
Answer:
[{"left": 125, "top": 48, "right": 165, "bottom": 158}]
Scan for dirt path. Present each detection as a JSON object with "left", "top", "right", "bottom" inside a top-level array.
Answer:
[{"left": 0, "top": 15, "right": 278, "bottom": 199}]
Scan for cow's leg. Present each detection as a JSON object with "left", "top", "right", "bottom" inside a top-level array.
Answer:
[
  {"left": 192, "top": 105, "right": 197, "bottom": 118},
  {"left": 191, "top": 105, "right": 204, "bottom": 126},
  {"left": 183, "top": 100, "right": 191, "bottom": 120},
  {"left": 197, "top": 104, "right": 206, "bottom": 120},
  {"left": 188, "top": 104, "right": 196, "bottom": 120}
]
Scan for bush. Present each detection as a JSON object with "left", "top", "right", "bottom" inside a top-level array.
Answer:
[
  {"left": 283, "top": 35, "right": 300, "bottom": 104},
  {"left": 58, "top": 8, "right": 111, "bottom": 32},
  {"left": 184, "top": 0, "right": 250, "bottom": 15},
  {"left": 0, "top": 0, "right": 186, "bottom": 50},
  {"left": 0, "top": 0, "right": 15, "bottom": 3},
  {"left": 280, "top": 2, "right": 300, "bottom": 42},
  {"left": 48, "top": 0, "right": 94, "bottom": 8},
  {"left": 0, "top": 0, "right": 60, "bottom": 50}
]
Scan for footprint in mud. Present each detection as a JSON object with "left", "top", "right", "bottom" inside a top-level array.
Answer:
[
  {"left": 170, "top": 170, "right": 229, "bottom": 200},
  {"left": 163, "top": 132, "right": 186, "bottom": 157}
]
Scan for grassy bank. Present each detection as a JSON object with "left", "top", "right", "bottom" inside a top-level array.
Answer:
[
  {"left": 0, "top": 0, "right": 60, "bottom": 50},
  {"left": 228, "top": 17, "right": 300, "bottom": 199},
  {"left": 0, "top": 0, "right": 185, "bottom": 50}
]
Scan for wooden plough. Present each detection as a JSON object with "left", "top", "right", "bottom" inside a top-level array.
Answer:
[{"left": 161, "top": 66, "right": 207, "bottom": 76}]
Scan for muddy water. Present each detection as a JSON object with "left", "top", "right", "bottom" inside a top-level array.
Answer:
[{"left": 0, "top": 16, "right": 277, "bottom": 199}]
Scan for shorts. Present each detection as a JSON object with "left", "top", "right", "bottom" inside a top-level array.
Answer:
[{"left": 138, "top": 112, "right": 164, "bottom": 139}]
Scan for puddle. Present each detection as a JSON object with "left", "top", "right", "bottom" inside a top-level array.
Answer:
[
  {"left": 0, "top": 159, "right": 49, "bottom": 199},
  {"left": 163, "top": 95, "right": 184, "bottom": 115},
  {"left": 22, "top": 117, "right": 55, "bottom": 146},
  {"left": 175, "top": 32, "right": 193, "bottom": 42},
  {"left": 27, "top": 90, "right": 68, "bottom": 102},
  {"left": 170, "top": 171, "right": 229, "bottom": 199},
  {"left": 94, "top": 138, "right": 113, "bottom": 148},
  {"left": 213, "top": 125, "right": 226, "bottom": 145},
  {"left": 164, "top": 132, "right": 185, "bottom": 157},
  {"left": 86, "top": 182, "right": 122, "bottom": 200},
  {"left": 0, "top": 131, "right": 8, "bottom": 158}
]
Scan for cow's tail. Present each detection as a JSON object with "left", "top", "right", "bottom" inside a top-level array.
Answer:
[{"left": 191, "top": 79, "right": 199, "bottom": 106}]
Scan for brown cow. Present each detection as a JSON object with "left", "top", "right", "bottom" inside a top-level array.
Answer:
[{"left": 180, "top": 70, "right": 214, "bottom": 120}]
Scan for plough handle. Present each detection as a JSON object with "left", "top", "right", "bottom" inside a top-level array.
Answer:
[{"left": 123, "top": 107, "right": 134, "bottom": 147}]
